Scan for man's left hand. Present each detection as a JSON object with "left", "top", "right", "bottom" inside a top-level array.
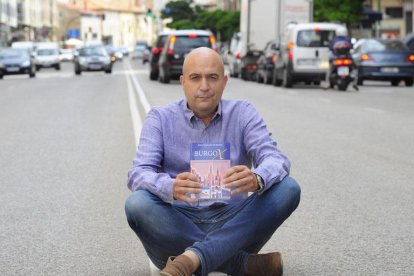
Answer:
[{"left": 223, "top": 165, "right": 259, "bottom": 195}]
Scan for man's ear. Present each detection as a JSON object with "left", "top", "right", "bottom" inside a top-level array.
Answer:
[{"left": 180, "top": 75, "right": 184, "bottom": 85}]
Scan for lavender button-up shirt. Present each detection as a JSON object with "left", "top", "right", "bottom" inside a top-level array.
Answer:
[{"left": 127, "top": 99, "right": 290, "bottom": 207}]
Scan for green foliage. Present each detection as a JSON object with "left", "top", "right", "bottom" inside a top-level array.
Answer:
[
  {"left": 314, "top": 0, "right": 363, "bottom": 26},
  {"left": 161, "top": 1, "right": 239, "bottom": 42}
]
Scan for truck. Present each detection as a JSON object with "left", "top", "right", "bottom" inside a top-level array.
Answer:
[{"left": 239, "top": 0, "right": 312, "bottom": 55}]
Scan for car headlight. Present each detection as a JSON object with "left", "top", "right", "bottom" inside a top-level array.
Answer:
[
  {"left": 22, "top": 60, "right": 30, "bottom": 67},
  {"left": 100, "top": 57, "right": 110, "bottom": 64}
]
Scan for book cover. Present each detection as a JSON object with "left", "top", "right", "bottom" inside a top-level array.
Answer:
[{"left": 190, "top": 143, "right": 231, "bottom": 200}]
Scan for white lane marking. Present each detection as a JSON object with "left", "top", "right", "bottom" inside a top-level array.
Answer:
[
  {"left": 124, "top": 61, "right": 151, "bottom": 113},
  {"left": 364, "top": 107, "right": 384, "bottom": 113},
  {"left": 125, "top": 69, "right": 142, "bottom": 147}
]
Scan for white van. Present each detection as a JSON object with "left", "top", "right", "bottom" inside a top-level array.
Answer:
[
  {"left": 274, "top": 22, "right": 346, "bottom": 87},
  {"left": 34, "top": 42, "right": 61, "bottom": 70}
]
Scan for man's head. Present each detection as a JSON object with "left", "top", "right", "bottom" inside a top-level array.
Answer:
[{"left": 180, "top": 47, "right": 228, "bottom": 124}]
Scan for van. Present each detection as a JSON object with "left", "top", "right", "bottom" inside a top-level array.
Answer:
[
  {"left": 34, "top": 42, "right": 61, "bottom": 70},
  {"left": 273, "top": 22, "right": 345, "bottom": 87}
]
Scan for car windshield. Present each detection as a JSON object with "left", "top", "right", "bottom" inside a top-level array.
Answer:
[
  {"left": 0, "top": 48, "right": 28, "bottom": 59},
  {"left": 79, "top": 47, "right": 107, "bottom": 56},
  {"left": 37, "top": 49, "right": 58, "bottom": 55},
  {"left": 362, "top": 40, "right": 408, "bottom": 52},
  {"left": 297, "top": 30, "right": 336, "bottom": 47},
  {"left": 136, "top": 45, "right": 147, "bottom": 51},
  {"left": 174, "top": 36, "right": 211, "bottom": 51}
]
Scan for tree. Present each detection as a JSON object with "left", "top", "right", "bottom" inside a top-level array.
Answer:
[
  {"left": 314, "top": 0, "right": 363, "bottom": 29},
  {"left": 161, "top": 1, "right": 239, "bottom": 43}
]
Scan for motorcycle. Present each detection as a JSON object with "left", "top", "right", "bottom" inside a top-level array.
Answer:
[{"left": 328, "top": 43, "right": 357, "bottom": 91}]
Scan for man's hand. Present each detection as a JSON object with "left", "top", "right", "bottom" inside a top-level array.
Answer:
[
  {"left": 223, "top": 165, "right": 259, "bottom": 195},
  {"left": 173, "top": 172, "right": 202, "bottom": 203}
]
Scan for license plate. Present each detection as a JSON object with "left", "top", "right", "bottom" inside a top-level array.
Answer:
[
  {"left": 6, "top": 67, "right": 19, "bottom": 72},
  {"left": 298, "top": 58, "right": 318, "bottom": 66},
  {"left": 337, "top": 66, "right": 349, "bottom": 76},
  {"left": 89, "top": 64, "right": 101, "bottom": 70},
  {"left": 381, "top": 67, "right": 399, "bottom": 73}
]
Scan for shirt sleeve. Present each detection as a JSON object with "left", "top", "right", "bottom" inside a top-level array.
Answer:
[
  {"left": 240, "top": 102, "right": 291, "bottom": 193},
  {"left": 127, "top": 108, "right": 175, "bottom": 204}
]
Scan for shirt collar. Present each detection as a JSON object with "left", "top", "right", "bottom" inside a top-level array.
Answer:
[{"left": 182, "top": 100, "right": 222, "bottom": 124}]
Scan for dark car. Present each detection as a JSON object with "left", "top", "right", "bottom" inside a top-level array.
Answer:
[
  {"left": 149, "top": 32, "right": 169, "bottom": 80},
  {"left": 0, "top": 48, "right": 36, "bottom": 79},
  {"left": 352, "top": 39, "right": 414, "bottom": 86},
  {"left": 158, "top": 30, "right": 218, "bottom": 83},
  {"left": 256, "top": 39, "right": 280, "bottom": 84},
  {"left": 73, "top": 45, "right": 112, "bottom": 75}
]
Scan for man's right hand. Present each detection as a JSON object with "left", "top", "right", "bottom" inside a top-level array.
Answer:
[{"left": 173, "top": 172, "right": 202, "bottom": 204}]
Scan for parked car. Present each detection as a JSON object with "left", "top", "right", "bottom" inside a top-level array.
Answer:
[
  {"left": 73, "top": 45, "right": 112, "bottom": 75},
  {"left": 256, "top": 39, "right": 280, "bottom": 84},
  {"left": 273, "top": 22, "right": 343, "bottom": 88},
  {"left": 226, "top": 32, "right": 242, "bottom": 77},
  {"left": 158, "top": 30, "right": 218, "bottom": 83},
  {"left": 402, "top": 32, "right": 414, "bottom": 51},
  {"left": 352, "top": 39, "right": 414, "bottom": 86},
  {"left": 149, "top": 32, "right": 169, "bottom": 80},
  {"left": 34, "top": 42, "right": 61, "bottom": 70},
  {"left": 0, "top": 47, "right": 36, "bottom": 79}
]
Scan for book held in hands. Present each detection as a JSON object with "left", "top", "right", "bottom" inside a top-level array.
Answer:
[{"left": 190, "top": 143, "right": 231, "bottom": 200}]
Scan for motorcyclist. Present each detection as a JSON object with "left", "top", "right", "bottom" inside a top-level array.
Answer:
[{"left": 324, "top": 27, "right": 358, "bottom": 90}]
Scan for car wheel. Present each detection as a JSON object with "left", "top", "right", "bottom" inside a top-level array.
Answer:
[
  {"left": 391, "top": 80, "right": 399, "bottom": 86},
  {"left": 29, "top": 67, "right": 36, "bottom": 78},
  {"left": 0, "top": 74, "right": 3, "bottom": 79},
  {"left": 36, "top": 66, "right": 40, "bottom": 71},
  {"left": 405, "top": 78, "right": 413, "bottom": 87},
  {"left": 256, "top": 71, "right": 263, "bottom": 83},
  {"left": 150, "top": 70, "right": 158, "bottom": 81},
  {"left": 56, "top": 65, "right": 61, "bottom": 71},
  {"left": 357, "top": 77, "right": 363, "bottom": 86},
  {"left": 282, "top": 66, "right": 293, "bottom": 88},
  {"left": 105, "top": 69, "right": 112, "bottom": 74}
]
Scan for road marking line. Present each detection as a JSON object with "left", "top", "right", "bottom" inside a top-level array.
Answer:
[
  {"left": 125, "top": 70, "right": 142, "bottom": 147},
  {"left": 124, "top": 61, "right": 151, "bottom": 113},
  {"left": 364, "top": 107, "right": 384, "bottom": 113}
]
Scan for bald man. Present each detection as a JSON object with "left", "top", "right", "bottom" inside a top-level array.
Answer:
[{"left": 125, "top": 47, "right": 301, "bottom": 276}]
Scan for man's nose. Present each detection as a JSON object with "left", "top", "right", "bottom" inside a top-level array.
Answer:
[{"left": 200, "top": 77, "right": 209, "bottom": 90}]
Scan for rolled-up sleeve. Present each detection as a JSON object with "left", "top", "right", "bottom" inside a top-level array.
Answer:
[{"left": 240, "top": 102, "right": 290, "bottom": 193}]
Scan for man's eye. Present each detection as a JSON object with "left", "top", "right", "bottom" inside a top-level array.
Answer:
[
  {"left": 190, "top": 76, "right": 200, "bottom": 80},
  {"left": 209, "top": 75, "right": 218, "bottom": 80}
]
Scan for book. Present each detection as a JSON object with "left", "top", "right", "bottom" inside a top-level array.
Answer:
[{"left": 190, "top": 143, "right": 231, "bottom": 200}]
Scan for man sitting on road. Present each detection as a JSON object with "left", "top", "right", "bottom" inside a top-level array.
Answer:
[{"left": 125, "top": 47, "right": 301, "bottom": 276}]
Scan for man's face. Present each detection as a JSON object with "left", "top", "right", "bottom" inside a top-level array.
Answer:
[{"left": 180, "top": 49, "right": 228, "bottom": 123}]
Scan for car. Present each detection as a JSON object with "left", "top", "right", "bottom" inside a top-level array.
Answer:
[
  {"left": 34, "top": 42, "right": 61, "bottom": 70},
  {"left": 73, "top": 45, "right": 112, "bottom": 75},
  {"left": 149, "top": 32, "right": 169, "bottom": 80},
  {"left": 158, "top": 30, "right": 218, "bottom": 83},
  {"left": 131, "top": 44, "right": 150, "bottom": 63},
  {"left": 352, "top": 39, "right": 414, "bottom": 86},
  {"left": 59, "top": 48, "right": 74, "bottom": 62},
  {"left": 256, "top": 39, "right": 280, "bottom": 84},
  {"left": 273, "top": 22, "right": 344, "bottom": 88},
  {"left": 226, "top": 32, "right": 242, "bottom": 77},
  {"left": 0, "top": 47, "right": 36, "bottom": 79}
]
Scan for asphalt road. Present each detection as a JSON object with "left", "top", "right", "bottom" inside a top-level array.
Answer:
[{"left": 1, "top": 59, "right": 414, "bottom": 275}]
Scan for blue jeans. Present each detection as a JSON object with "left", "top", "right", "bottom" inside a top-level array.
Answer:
[{"left": 125, "top": 176, "right": 300, "bottom": 276}]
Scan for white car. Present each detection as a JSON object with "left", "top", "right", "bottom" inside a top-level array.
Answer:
[
  {"left": 35, "top": 42, "right": 61, "bottom": 70},
  {"left": 59, "top": 48, "right": 74, "bottom": 62}
]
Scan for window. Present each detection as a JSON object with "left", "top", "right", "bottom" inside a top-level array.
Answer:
[{"left": 385, "top": 7, "right": 403, "bottom": 18}]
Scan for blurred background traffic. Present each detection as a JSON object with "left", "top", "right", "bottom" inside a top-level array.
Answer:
[{"left": 0, "top": 0, "right": 414, "bottom": 87}]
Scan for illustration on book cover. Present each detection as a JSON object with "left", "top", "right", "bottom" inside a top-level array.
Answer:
[{"left": 190, "top": 143, "right": 231, "bottom": 200}]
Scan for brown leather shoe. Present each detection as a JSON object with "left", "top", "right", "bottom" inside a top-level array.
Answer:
[
  {"left": 160, "top": 255, "right": 194, "bottom": 276},
  {"left": 245, "top": 252, "right": 283, "bottom": 276}
]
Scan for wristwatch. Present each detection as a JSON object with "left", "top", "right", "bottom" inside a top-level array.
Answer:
[{"left": 255, "top": 174, "right": 264, "bottom": 192}]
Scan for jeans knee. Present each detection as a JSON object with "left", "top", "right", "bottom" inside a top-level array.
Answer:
[
  {"left": 281, "top": 176, "right": 301, "bottom": 207},
  {"left": 125, "top": 190, "right": 150, "bottom": 223}
]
